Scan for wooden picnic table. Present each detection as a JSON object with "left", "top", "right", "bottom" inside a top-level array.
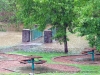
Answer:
[
  {"left": 20, "top": 55, "right": 46, "bottom": 70},
  {"left": 82, "top": 48, "right": 96, "bottom": 53},
  {"left": 82, "top": 48, "right": 96, "bottom": 61},
  {"left": 25, "top": 55, "right": 43, "bottom": 59}
]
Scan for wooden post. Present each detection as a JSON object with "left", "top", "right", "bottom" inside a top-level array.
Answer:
[
  {"left": 44, "top": 30, "right": 52, "bottom": 43},
  {"left": 22, "top": 29, "right": 30, "bottom": 42},
  {"left": 92, "top": 50, "right": 94, "bottom": 61}
]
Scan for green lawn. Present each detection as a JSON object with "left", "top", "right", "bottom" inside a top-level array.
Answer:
[
  {"left": 2, "top": 51, "right": 100, "bottom": 75},
  {"left": 9, "top": 51, "right": 66, "bottom": 63}
]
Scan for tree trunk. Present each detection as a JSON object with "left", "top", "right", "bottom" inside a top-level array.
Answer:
[
  {"left": 64, "top": 35, "right": 68, "bottom": 53},
  {"left": 63, "top": 27, "right": 68, "bottom": 53}
]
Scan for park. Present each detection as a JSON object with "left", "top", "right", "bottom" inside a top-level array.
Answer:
[{"left": 0, "top": 0, "right": 100, "bottom": 75}]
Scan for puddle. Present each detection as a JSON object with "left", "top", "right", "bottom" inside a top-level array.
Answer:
[
  {"left": 0, "top": 56, "right": 14, "bottom": 61},
  {"left": 12, "top": 65, "right": 61, "bottom": 74}
]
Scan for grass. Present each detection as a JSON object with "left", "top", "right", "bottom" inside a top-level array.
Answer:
[
  {"left": 2, "top": 51, "right": 100, "bottom": 75},
  {"left": 9, "top": 51, "right": 66, "bottom": 63}
]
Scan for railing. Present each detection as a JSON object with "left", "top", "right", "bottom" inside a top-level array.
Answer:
[{"left": 31, "top": 29, "right": 43, "bottom": 41}]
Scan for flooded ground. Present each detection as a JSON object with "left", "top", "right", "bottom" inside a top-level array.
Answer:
[
  {"left": 0, "top": 32, "right": 22, "bottom": 48},
  {"left": 0, "top": 31, "right": 90, "bottom": 55}
]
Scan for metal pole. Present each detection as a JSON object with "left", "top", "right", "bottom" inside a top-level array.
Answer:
[
  {"left": 92, "top": 50, "right": 94, "bottom": 61},
  {"left": 31, "top": 58, "right": 34, "bottom": 70}
]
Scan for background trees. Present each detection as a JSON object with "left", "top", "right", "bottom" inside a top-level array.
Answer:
[
  {"left": 16, "top": 0, "right": 34, "bottom": 29},
  {"left": 0, "top": 0, "right": 16, "bottom": 22},
  {"left": 75, "top": 0, "right": 100, "bottom": 51}
]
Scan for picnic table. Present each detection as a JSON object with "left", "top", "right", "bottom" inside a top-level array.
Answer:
[
  {"left": 20, "top": 55, "right": 46, "bottom": 70},
  {"left": 82, "top": 48, "right": 96, "bottom": 61}
]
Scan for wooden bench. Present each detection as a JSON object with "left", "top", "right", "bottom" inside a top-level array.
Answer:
[{"left": 82, "top": 48, "right": 96, "bottom": 61}]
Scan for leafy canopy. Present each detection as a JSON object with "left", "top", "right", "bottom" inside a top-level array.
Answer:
[{"left": 75, "top": 0, "right": 100, "bottom": 51}]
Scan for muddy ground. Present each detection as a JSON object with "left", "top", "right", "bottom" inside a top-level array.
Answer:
[
  {"left": 0, "top": 32, "right": 22, "bottom": 48},
  {"left": 0, "top": 31, "right": 89, "bottom": 54}
]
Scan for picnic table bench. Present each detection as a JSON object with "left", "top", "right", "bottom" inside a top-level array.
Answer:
[
  {"left": 82, "top": 48, "right": 96, "bottom": 61},
  {"left": 19, "top": 55, "right": 46, "bottom": 70}
]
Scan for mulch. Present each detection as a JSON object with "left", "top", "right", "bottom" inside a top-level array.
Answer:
[{"left": 53, "top": 55, "right": 100, "bottom": 65}]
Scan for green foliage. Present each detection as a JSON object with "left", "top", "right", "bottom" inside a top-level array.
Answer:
[
  {"left": 9, "top": 51, "right": 66, "bottom": 63},
  {"left": 0, "top": 0, "right": 10, "bottom": 11},
  {"left": 16, "top": 0, "right": 76, "bottom": 34},
  {"left": 16, "top": 0, "right": 35, "bottom": 29},
  {"left": 0, "top": 0, "right": 16, "bottom": 22},
  {"left": 75, "top": 0, "right": 100, "bottom": 51},
  {"left": 86, "top": 35, "right": 96, "bottom": 47}
]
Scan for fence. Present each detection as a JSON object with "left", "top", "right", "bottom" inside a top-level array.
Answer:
[{"left": 31, "top": 29, "right": 43, "bottom": 41}]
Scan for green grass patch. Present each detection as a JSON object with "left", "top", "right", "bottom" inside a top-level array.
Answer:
[
  {"left": 8, "top": 51, "right": 66, "bottom": 63},
  {"left": 35, "top": 72, "right": 99, "bottom": 75},
  {"left": 1, "top": 72, "right": 100, "bottom": 75},
  {"left": 69, "top": 64, "right": 100, "bottom": 75}
]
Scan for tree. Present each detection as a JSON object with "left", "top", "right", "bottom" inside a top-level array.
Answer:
[
  {"left": 16, "top": 0, "right": 34, "bottom": 29},
  {"left": 75, "top": 0, "right": 100, "bottom": 51},
  {"left": 0, "top": 0, "right": 16, "bottom": 22},
  {"left": 16, "top": 0, "right": 77, "bottom": 53}
]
